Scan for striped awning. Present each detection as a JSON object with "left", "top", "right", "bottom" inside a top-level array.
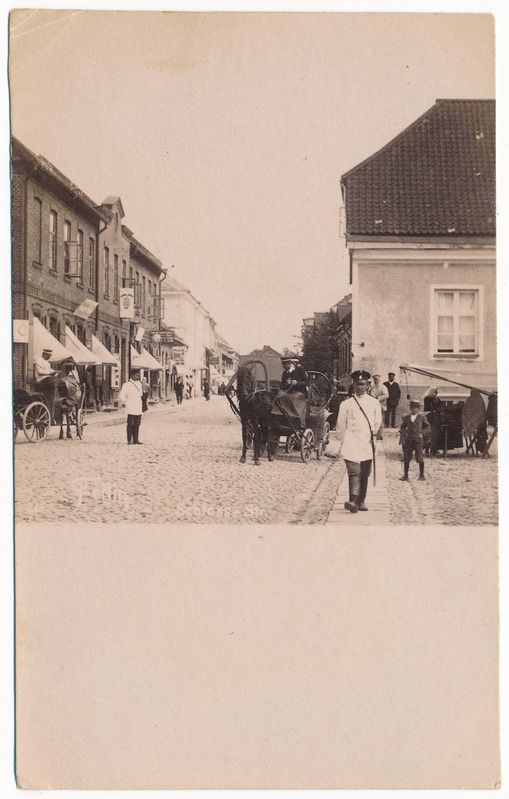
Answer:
[
  {"left": 92, "top": 335, "right": 118, "bottom": 366},
  {"left": 33, "top": 318, "right": 73, "bottom": 363},
  {"left": 65, "top": 327, "right": 99, "bottom": 366}
]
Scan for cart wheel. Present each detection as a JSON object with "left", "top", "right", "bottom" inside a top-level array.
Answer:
[
  {"left": 22, "top": 401, "right": 50, "bottom": 442},
  {"left": 285, "top": 434, "right": 297, "bottom": 453},
  {"left": 300, "top": 428, "right": 314, "bottom": 463},
  {"left": 14, "top": 416, "right": 18, "bottom": 441},
  {"left": 316, "top": 441, "right": 324, "bottom": 460},
  {"left": 76, "top": 409, "right": 84, "bottom": 440},
  {"left": 322, "top": 421, "right": 331, "bottom": 453}
]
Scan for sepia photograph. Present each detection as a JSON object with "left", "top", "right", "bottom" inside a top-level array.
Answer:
[{"left": 8, "top": 6, "right": 501, "bottom": 791}]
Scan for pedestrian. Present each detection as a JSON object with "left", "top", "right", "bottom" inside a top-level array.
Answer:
[
  {"left": 383, "top": 372, "right": 401, "bottom": 428},
  {"left": 175, "top": 377, "right": 184, "bottom": 405},
  {"left": 203, "top": 378, "right": 210, "bottom": 400},
  {"left": 368, "top": 374, "right": 389, "bottom": 439},
  {"left": 422, "top": 386, "right": 442, "bottom": 454},
  {"left": 336, "top": 369, "right": 382, "bottom": 513},
  {"left": 399, "top": 400, "right": 430, "bottom": 481},
  {"left": 119, "top": 368, "right": 144, "bottom": 444},
  {"left": 141, "top": 375, "right": 149, "bottom": 412},
  {"left": 423, "top": 386, "right": 441, "bottom": 413}
]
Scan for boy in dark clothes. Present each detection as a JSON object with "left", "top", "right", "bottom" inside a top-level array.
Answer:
[{"left": 399, "top": 400, "right": 431, "bottom": 481}]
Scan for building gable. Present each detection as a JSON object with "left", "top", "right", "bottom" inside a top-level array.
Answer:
[{"left": 341, "top": 99, "right": 495, "bottom": 238}]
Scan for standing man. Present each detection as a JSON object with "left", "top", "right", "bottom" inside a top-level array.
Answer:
[
  {"left": 368, "top": 374, "right": 389, "bottom": 440},
  {"left": 337, "top": 369, "right": 382, "bottom": 513},
  {"left": 119, "top": 368, "right": 144, "bottom": 445},
  {"left": 399, "top": 400, "right": 430, "bottom": 481},
  {"left": 383, "top": 372, "right": 401, "bottom": 428}
]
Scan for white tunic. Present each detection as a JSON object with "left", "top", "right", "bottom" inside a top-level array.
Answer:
[
  {"left": 119, "top": 379, "right": 143, "bottom": 415},
  {"left": 337, "top": 393, "right": 382, "bottom": 462}
]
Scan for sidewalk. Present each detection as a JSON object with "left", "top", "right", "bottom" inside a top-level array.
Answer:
[
  {"left": 83, "top": 398, "right": 185, "bottom": 427},
  {"left": 326, "top": 439, "right": 391, "bottom": 525}
]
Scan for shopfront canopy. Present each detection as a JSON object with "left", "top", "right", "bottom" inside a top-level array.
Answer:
[
  {"left": 140, "top": 347, "right": 163, "bottom": 371},
  {"left": 130, "top": 346, "right": 155, "bottom": 370},
  {"left": 65, "top": 327, "right": 99, "bottom": 366},
  {"left": 33, "top": 318, "right": 74, "bottom": 363},
  {"left": 92, "top": 335, "right": 118, "bottom": 366}
]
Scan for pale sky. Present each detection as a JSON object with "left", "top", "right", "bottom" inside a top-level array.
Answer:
[{"left": 9, "top": 9, "right": 495, "bottom": 354}]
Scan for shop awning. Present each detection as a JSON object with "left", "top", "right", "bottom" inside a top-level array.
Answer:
[
  {"left": 33, "top": 318, "right": 74, "bottom": 363},
  {"left": 65, "top": 327, "right": 99, "bottom": 366},
  {"left": 92, "top": 335, "right": 118, "bottom": 366},
  {"left": 140, "top": 347, "right": 163, "bottom": 370},
  {"left": 130, "top": 346, "right": 156, "bottom": 370}
]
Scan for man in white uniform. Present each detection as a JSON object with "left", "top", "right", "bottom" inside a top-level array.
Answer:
[
  {"left": 337, "top": 369, "right": 382, "bottom": 513},
  {"left": 119, "top": 368, "right": 144, "bottom": 444}
]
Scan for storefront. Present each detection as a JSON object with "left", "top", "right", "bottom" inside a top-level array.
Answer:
[{"left": 91, "top": 335, "right": 119, "bottom": 411}]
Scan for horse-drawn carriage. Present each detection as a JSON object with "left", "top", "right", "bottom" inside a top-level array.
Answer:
[
  {"left": 14, "top": 366, "right": 86, "bottom": 442},
  {"left": 225, "top": 360, "right": 333, "bottom": 464}
]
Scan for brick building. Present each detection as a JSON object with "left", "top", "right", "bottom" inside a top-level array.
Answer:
[{"left": 11, "top": 137, "right": 167, "bottom": 407}]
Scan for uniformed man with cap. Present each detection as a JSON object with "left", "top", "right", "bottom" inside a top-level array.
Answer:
[
  {"left": 337, "top": 369, "right": 382, "bottom": 512},
  {"left": 33, "top": 347, "right": 60, "bottom": 406},
  {"left": 280, "top": 354, "right": 308, "bottom": 395}
]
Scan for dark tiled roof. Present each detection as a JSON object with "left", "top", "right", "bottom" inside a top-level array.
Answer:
[{"left": 341, "top": 100, "right": 495, "bottom": 237}]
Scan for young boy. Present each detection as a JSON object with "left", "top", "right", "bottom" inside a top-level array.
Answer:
[{"left": 399, "top": 400, "right": 431, "bottom": 481}]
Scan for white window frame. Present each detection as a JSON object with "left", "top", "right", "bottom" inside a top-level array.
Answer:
[{"left": 430, "top": 284, "right": 483, "bottom": 359}]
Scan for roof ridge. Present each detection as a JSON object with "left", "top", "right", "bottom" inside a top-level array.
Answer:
[{"left": 341, "top": 98, "right": 494, "bottom": 182}]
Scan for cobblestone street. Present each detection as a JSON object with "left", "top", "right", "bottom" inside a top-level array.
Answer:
[{"left": 15, "top": 397, "right": 498, "bottom": 526}]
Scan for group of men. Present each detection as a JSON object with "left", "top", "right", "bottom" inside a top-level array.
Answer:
[{"left": 338, "top": 368, "right": 430, "bottom": 513}]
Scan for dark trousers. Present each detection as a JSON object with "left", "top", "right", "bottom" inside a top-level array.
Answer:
[
  {"left": 385, "top": 405, "right": 398, "bottom": 427},
  {"left": 402, "top": 441, "right": 424, "bottom": 464},
  {"left": 344, "top": 458, "right": 372, "bottom": 501},
  {"left": 127, "top": 414, "right": 142, "bottom": 443}
]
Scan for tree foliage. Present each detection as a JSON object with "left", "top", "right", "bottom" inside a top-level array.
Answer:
[{"left": 300, "top": 312, "right": 335, "bottom": 376}]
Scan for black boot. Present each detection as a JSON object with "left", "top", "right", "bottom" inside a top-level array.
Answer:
[
  {"left": 344, "top": 474, "right": 361, "bottom": 512},
  {"left": 344, "top": 495, "right": 360, "bottom": 513},
  {"left": 418, "top": 462, "right": 425, "bottom": 480},
  {"left": 400, "top": 461, "right": 410, "bottom": 481},
  {"left": 358, "top": 475, "right": 369, "bottom": 510}
]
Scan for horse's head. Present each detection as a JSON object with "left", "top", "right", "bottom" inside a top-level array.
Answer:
[{"left": 237, "top": 366, "right": 256, "bottom": 399}]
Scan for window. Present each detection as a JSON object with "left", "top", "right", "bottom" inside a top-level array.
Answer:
[
  {"left": 113, "top": 254, "right": 119, "bottom": 301},
  {"left": 104, "top": 247, "right": 110, "bottom": 296},
  {"left": 34, "top": 198, "right": 43, "bottom": 265},
  {"left": 434, "top": 288, "right": 480, "bottom": 355},
  {"left": 64, "top": 220, "right": 71, "bottom": 275},
  {"left": 77, "top": 230, "right": 84, "bottom": 281},
  {"left": 49, "top": 211, "right": 57, "bottom": 271},
  {"left": 49, "top": 316, "right": 60, "bottom": 339},
  {"left": 142, "top": 276, "right": 146, "bottom": 314},
  {"left": 89, "top": 238, "right": 95, "bottom": 289},
  {"left": 122, "top": 259, "right": 127, "bottom": 282}
]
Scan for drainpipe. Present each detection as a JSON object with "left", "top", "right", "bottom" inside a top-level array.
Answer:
[{"left": 21, "top": 162, "right": 37, "bottom": 387}]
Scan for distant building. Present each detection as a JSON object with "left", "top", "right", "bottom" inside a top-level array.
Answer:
[
  {"left": 240, "top": 345, "right": 283, "bottom": 388},
  {"left": 341, "top": 99, "right": 496, "bottom": 419},
  {"left": 161, "top": 274, "right": 237, "bottom": 394}
]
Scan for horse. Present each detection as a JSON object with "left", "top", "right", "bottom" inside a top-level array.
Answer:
[
  {"left": 55, "top": 367, "right": 83, "bottom": 439},
  {"left": 236, "top": 365, "right": 274, "bottom": 465}
]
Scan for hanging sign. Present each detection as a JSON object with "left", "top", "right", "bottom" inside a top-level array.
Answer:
[
  {"left": 13, "top": 319, "right": 30, "bottom": 343},
  {"left": 120, "top": 287, "right": 135, "bottom": 319},
  {"left": 73, "top": 299, "right": 98, "bottom": 320}
]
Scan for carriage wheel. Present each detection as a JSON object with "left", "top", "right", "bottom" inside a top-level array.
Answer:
[
  {"left": 76, "top": 409, "right": 84, "bottom": 440},
  {"left": 316, "top": 441, "right": 324, "bottom": 460},
  {"left": 300, "top": 429, "right": 314, "bottom": 463},
  {"left": 322, "top": 421, "right": 331, "bottom": 452},
  {"left": 285, "top": 434, "right": 297, "bottom": 453},
  {"left": 22, "top": 401, "right": 51, "bottom": 442}
]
